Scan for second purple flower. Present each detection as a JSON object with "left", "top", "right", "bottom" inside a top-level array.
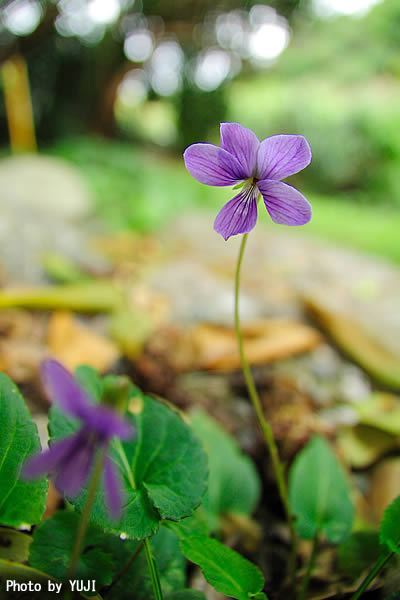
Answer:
[
  {"left": 184, "top": 122, "right": 312, "bottom": 240},
  {"left": 23, "top": 360, "right": 134, "bottom": 519}
]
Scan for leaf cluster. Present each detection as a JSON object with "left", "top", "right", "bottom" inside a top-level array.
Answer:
[{"left": 0, "top": 370, "right": 267, "bottom": 600}]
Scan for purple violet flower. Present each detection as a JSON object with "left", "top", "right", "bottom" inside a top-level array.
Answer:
[
  {"left": 183, "top": 122, "right": 312, "bottom": 240},
  {"left": 23, "top": 359, "right": 133, "bottom": 519}
]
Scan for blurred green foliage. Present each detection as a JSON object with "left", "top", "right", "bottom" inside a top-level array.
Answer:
[
  {"left": 228, "top": 0, "right": 400, "bottom": 205},
  {"left": 176, "top": 84, "right": 228, "bottom": 151},
  {"left": 47, "top": 136, "right": 223, "bottom": 231},
  {"left": 48, "top": 135, "right": 400, "bottom": 264},
  {"left": 3, "top": 0, "right": 400, "bottom": 264}
]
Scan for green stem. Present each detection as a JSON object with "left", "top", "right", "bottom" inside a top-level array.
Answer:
[
  {"left": 143, "top": 537, "right": 163, "bottom": 600},
  {"left": 350, "top": 551, "right": 393, "bottom": 600},
  {"left": 66, "top": 446, "right": 107, "bottom": 584},
  {"left": 115, "top": 438, "right": 136, "bottom": 489},
  {"left": 299, "top": 532, "right": 319, "bottom": 600},
  {"left": 234, "top": 232, "right": 297, "bottom": 579}
]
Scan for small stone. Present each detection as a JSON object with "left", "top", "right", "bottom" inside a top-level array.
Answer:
[{"left": 0, "top": 154, "right": 92, "bottom": 220}]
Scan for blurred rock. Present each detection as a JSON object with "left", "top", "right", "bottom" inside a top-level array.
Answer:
[
  {"left": 0, "top": 154, "right": 107, "bottom": 283},
  {"left": 0, "top": 154, "right": 92, "bottom": 220}
]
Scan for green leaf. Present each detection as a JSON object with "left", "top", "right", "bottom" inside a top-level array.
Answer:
[
  {"left": 0, "top": 528, "right": 32, "bottom": 562},
  {"left": 0, "top": 559, "right": 103, "bottom": 599},
  {"left": 165, "top": 592, "right": 207, "bottom": 600},
  {"left": 190, "top": 411, "right": 260, "bottom": 531},
  {"left": 380, "top": 496, "right": 400, "bottom": 553},
  {"left": 0, "top": 374, "right": 47, "bottom": 527},
  {"left": 337, "top": 531, "right": 381, "bottom": 579},
  {"left": 288, "top": 435, "right": 353, "bottom": 543},
  {"left": 29, "top": 511, "right": 186, "bottom": 600},
  {"left": 49, "top": 381, "right": 208, "bottom": 540},
  {"left": 166, "top": 509, "right": 210, "bottom": 541},
  {"left": 179, "top": 535, "right": 265, "bottom": 600},
  {"left": 29, "top": 511, "right": 114, "bottom": 591},
  {"left": 104, "top": 526, "right": 185, "bottom": 600}
]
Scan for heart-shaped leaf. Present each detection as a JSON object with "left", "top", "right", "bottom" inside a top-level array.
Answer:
[
  {"left": 29, "top": 511, "right": 114, "bottom": 591},
  {"left": 30, "top": 510, "right": 186, "bottom": 600},
  {"left": 288, "top": 435, "right": 353, "bottom": 543},
  {"left": 49, "top": 370, "right": 208, "bottom": 540},
  {"left": 103, "top": 525, "right": 185, "bottom": 600},
  {"left": 0, "top": 374, "right": 47, "bottom": 527},
  {"left": 190, "top": 411, "right": 260, "bottom": 532}
]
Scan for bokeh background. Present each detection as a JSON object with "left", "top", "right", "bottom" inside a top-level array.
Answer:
[
  {"left": 1, "top": 0, "right": 400, "bottom": 262},
  {"left": 2, "top": 1, "right": 400, "bottom": 560}
]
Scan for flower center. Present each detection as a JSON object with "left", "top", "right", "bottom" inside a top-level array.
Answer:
[{"left": 233, "top": 176, "right": 258, "bottom": 191}]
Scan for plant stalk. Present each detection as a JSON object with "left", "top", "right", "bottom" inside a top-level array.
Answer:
[
  {"left": 234, "top": 232, "right": 297, "bottom": 579},
  {"left": 299, "top": 532, "right": 319, "bottom": 600},
  {"left": 144, "top": 537, "right": 164, "bottom": 600},
  {"left": 350, "top": 551, "right": 393, "bottom": 600},
  {"left": 65, "top": 445, "right": 107, "bottom": 595}
]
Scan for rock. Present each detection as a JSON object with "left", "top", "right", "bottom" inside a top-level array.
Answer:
[
  {"left": 0, "top": 154, "right": 106, "bottom": 283},
  {"left": 0, "top": 154, "right": 92, "bottom": 220}
]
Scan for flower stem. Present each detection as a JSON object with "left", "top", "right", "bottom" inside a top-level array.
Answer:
[
  {"left": 115, "top": 438, "right": 136, "bottom": 489},
  {"left": 66, "top": 446, "right": 107, "bottom": 585},
  {"left": 350, "top": 551, "right": 393, "bottom": 600},
  {"left": 143, "top": 537, "right": 164, "bottom": 600},
  {"left": 299, "top": 532, "right": 319, "bottom": 600},
  {"left": 234, "top": 232, "right": 297, "bottom": 579}
]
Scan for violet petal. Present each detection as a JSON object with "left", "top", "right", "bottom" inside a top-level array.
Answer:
[
  {"left": 55, "top": 434, "right": 95, "bottom": 497},
  {"left": 256, "top": 135, "right": 312, "bottom": 181},
  {"left": 257, "top": 179, "right": 312, "bottom": 226},
  {"left": 22, "top": 434, "right": 81, "bottom": 479},
  {"left": 41, "top": 360, "right": 92, "bottom": 421},
  {"left": 104, "top": 457, "right": 124, "bottom": 519},
  {"left": 220, "top": 122, "right": 259, "bottom": 178},
  {"left": 183, "top": 143, "right": 247, "bottom": 186},
  {"left": 85, "top": 404, "right": 134, "bottom": 441},
  {"left": 214, "top": 184, "right": 259, "bottom": 240}
]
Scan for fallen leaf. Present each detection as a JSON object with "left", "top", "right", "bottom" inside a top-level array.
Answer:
[
  {"left": 367, "top": 458, "right": 400, "bottom": 524},
  {"left": 337, "top": 425, "right": 398, "bottom": 469},
  {"left": 304, "top": 297, "right": 400, "bottom": 389},
  {"left": 0, "top": 310, "right": 47, "bottom": 382},
  {"left": 191, "top": 319, "right": 322, "bottom": 371},
  {"left": 357, "top": 393, "right": 400, "bottom": 436},
  {"left": 47, "top": 311, "right": 119, "bottom": 372}
]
